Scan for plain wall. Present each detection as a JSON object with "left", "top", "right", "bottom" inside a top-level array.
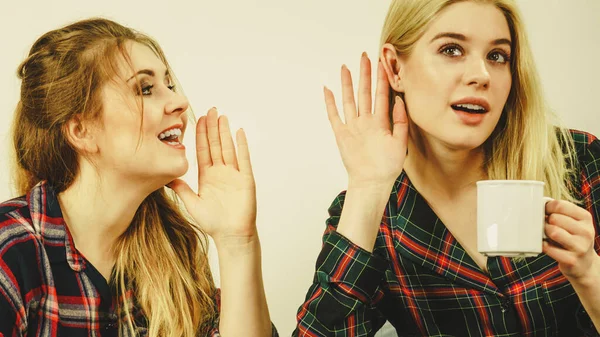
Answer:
[{"left": 0, "top": 0, "right": 598, "bottom": 334}]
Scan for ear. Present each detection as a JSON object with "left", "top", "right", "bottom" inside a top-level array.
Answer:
[
  {"left": 381, "top": 43, "right": 405, "bottom": 93},
  {"left": 64, "top": 116, "right": 99, "bottom": 154}
]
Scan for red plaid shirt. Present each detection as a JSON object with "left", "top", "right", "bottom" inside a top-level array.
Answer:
[
  {"left": 295, "top": 130, "right": 600, "bottom": 337},
  {"left": 0, "top": 182, "right": 224, "bottom": 337}
]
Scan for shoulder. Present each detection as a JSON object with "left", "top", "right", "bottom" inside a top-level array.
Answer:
[
  {"left": 568, "top": 129, "right": 598, "bottom": 145},
  {"left": 567, "top": 130, "right": 600, "bottom": 220},
  {"left": 0, "top": 195, "right": 41, "bottom": 279},
  {"left": 568, "top": 129, "right": 600, "bottom": 173},
  {"left": 0, "top": 197, "right": 45, "bottom": 329},
  {"left": 0, "top": 195, "right": 28, "bottom": 217},
  {"left": 0, "top": 195, "right": 35, "bottom": 240}
]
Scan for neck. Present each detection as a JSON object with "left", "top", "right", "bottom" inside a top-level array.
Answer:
[
  {"left": 404, "top": 131, "right": 487, "bottom": 200},
  {"left": 57, "top": 161, "right": 161, "bottom": 280}
]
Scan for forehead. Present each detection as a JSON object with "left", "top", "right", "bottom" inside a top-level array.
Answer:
[
  {"left": 115, "top": 42, "right": 167, "bottom": 78},
  {"left": 423, "top": 2, "right": 511, "bottom": 43}
]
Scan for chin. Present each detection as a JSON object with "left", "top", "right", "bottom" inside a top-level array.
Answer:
[
  {"left": 446, "top": 140, "right": 486, "bottom": 152},
  {"left": 155, "top": 159, "right": 189, "bottom": 182},
  {"left": 171, "top": 160, "right": 189, "bottom": 178},
  {"left": 439, "top": 130, "right": 492, "bottom": 151}
]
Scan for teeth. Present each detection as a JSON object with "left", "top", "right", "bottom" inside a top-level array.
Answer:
[
  {"left": 158, "top": 128, "right": 182, "bottom": 140},
  {"left": 166, "top": 141, "right": 180, "bottom": 145},
  {"left": 456, "top": 103, "right": 485, "bottom": 111}
]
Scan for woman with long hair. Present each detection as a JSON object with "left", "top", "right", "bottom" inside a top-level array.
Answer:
[
  {"left": 295, "top": 0, "right": 599, "bottom": 335},
  {"left": 0, "top": 18, "right": 276, "bottom": 337}
]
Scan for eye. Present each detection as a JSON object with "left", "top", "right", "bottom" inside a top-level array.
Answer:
[
  {"left": 488, "top": 51, "right": 511, "bottom": 64},
  {"left": 141, "top": 84, "right": 154, "bottom": 96},
  {"left": 440, "top": 44, "right": 463, "bottom": 57}
]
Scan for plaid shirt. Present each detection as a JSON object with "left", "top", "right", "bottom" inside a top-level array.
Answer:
[
  {"left": 0, "top": 182, "right": 280, "bottom": 337},
  {"left": 295, "top": 130, "right": 600, "bottom": 337}
]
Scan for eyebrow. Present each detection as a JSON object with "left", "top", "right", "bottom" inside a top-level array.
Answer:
[
  {"left": 127, "top": 69, "right": 170, "bottom": 82},
  {"left": 430, "top": 32, "right": 512, "bottom": 47}
]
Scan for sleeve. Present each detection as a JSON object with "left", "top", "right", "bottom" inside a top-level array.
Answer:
[
  {"left": 207, "top": 289, "right": 279, "bottom": 337},
  {"left": 0, "top": 267, "right": 22, "bottom": 337},
  {"left": 294, "top": 191, "right": 390, "bottom": 337},
  {"left": 575, "top": 134, "right": 600, "bottom": 336},
  {"left": 0, "top": 219, "right": 30, "bottom": 337},
  {"left": 582, "top": 137, "right": 600, "bottom": 254}
]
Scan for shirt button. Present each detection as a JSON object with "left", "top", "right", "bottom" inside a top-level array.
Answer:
[{"left": 500, "top": 298, "right": 512, "bottom": 313}]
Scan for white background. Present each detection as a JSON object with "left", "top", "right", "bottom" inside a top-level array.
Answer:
[{"left": 0, "top": 1, "right": 599, "bottom": 334}]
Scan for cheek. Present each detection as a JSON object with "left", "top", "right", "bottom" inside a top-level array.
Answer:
[
  {"left": 403, "top": 70, "right": 452, "bottom": 121},
  {"left": 99, "top": 111, "right": 139, "bottom": 145},
  {"left": 180, "top": 114, "right": 189, "bottom": 138},
  {"left": 140, "top": 107, "right": 163, "bottom": 138},
  {"left": 404, "top": 57, "right": 456, "bottom": 102},
  {"left": 501, "top": 76, "right": 512, "bottom": 100},
  {"left": 491, "top": 71, "right": 512, "bottom": 112}
]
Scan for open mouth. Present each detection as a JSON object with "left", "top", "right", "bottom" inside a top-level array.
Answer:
[
  {"left": 158, "top": 127, "right": 182, "bottom": 145},
  {"left": 451, "top": 103, "right": 488, "bottom": 114}
]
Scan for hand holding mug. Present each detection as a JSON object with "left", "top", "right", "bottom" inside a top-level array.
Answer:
[
  {"left": 544, "top": 199, "right": 599, "bottom": 282},
  {"left": 477, "top": 180, "right": 599, "bottom": 282}
]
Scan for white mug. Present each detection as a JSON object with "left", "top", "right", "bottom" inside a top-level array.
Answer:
[{"left": 477, "top": 180, "right": 551, "bottom": 257}]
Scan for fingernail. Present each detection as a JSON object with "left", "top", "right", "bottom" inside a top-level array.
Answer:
[
  {"left": 362, "top": 51, "right": 368, "bottom": 58},
  {"left": 395, "top": 96, "right": 400, "bottom": 104}
]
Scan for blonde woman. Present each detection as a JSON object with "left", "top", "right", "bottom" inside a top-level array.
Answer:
[
  {"left": 0, "top": 18, "right": 276, "bottom": 337},
  {"left": 295, "top": 0, "right": 599, "bottom": 336}
]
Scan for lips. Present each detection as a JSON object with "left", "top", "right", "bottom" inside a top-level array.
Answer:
[
  {"left": 158, "top": 124, "right": 183, "bottom": 143},
  {"left": 451, "top": 97, "right": 490, "bottom": 114},
  {"left": 159, "top": 128, "right": 182, "bottom": 142}
]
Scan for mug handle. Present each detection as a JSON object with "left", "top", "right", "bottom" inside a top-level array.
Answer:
[{"left": 542, "top": 197, "right": 553, "bottom": 239}]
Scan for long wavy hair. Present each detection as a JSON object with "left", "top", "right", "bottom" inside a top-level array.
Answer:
[
  {"left": 11, "top": 18, "right": 217, "bottom": 336},
  {"left": 380, "top": 0, "right": 579, "bottom": 202}
]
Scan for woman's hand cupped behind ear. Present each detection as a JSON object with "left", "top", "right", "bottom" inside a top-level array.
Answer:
[{"left": 325, "top": 53, "right": 409, "bottom": 189}]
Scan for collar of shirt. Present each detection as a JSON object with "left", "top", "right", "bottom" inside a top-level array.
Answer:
[{"left": 26, "top": 181, "right": 87, "bottom": 272}]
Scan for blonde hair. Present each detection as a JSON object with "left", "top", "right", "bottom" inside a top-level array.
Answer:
[
  {"left": 11, "top": 18, "right": 217, "bottom": 336},
  {"left": 380, "top": 0, "right": 579, "bottom": 202}
]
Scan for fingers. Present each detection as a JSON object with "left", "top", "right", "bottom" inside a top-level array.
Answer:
[
  {"left": 544, "top": 210, "right": 595, "bottom": 254},
  {"left": 545, "top": 223, "right": 578, "bottom": 252},
  {"left": 219, "top": 115, "right": 239, "bottom": 169},
  {"left": 324, "top": 86, "right": 343, "bottom": 131},
  {"left": 373, "top": 60, "right": 390, "bottom": 124},
  {"left": 392, "top": 96, "right": 409, "bottom": 140},
  {"left": 543, "top": 241, "right": 577, "bottom": 266},
  {"left": 199, "top": 108, "right": 242, "bottom": 170},
  {"left": 547, "top": 212, "right": 588, "bottom": 236},
  {"left": 546, "top": 199, "right": 592, "bottom": 222},
  {"left": 236, "top": 129, "right": 254, "bottom": 176},
  {"left": 206, "top": 108, "right": 224, "bottom": 165},
  {"left": 328, "top": 53, "right": 385, "bottom": 129},
  {"left": 167, "top": 179, "right": 198, "bottom": 209},
  {"left": 341, "top": 65, "right": 358, "bottom": 123},
  {"left": 357, "top": 52, "right": 372, "bottom": 116},
  {"left": 196, "top": 116, "right": 211, "bottom": 173}
]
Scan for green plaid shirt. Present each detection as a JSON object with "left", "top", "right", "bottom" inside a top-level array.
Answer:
[{"left": 295, "top": 130, "right": 600, "bottom": 337}]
